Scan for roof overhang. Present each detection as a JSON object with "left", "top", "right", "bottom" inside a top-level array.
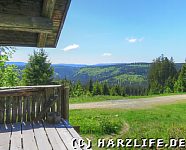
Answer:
[{"left": 0, "top": 0, "right": 71, "bottom": 48}]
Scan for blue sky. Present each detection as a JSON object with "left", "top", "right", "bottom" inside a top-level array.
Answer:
[{"left": 11, "top": 0, "right": 186, "bottom": 64}]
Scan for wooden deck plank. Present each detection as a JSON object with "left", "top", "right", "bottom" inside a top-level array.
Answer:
[
  {"left": 63, "top": 120, "right": 82, "bottom": 138},
  {"left": 0, "top": 124, "right": 12, "bottom": 150},
  {"left": 32, "top": 121, "right": 52, "bottom": 150},
  {"left": 55, "top": 123, "right": 78, "bottom": 150},
  {"left": 10, "top": 123, "right": 22, "bottom": 150},
  {"left": 22, "top": 122, "right": 38, "bottom": 150},
  {"left": 43, "top": 123, "right": 67, "bottom": 150},
  {"left": 62, "top": 119, "right": 89, "bottom": 150},
  {"left": 0, "top": 121, "right": 84, "bottom": 150}
]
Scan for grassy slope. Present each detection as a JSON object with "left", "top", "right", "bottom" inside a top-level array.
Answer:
[
  {"left": 112, "top": 74, "right": 146, "bottom": 82},
  {"left": 70, "top": 101, "right": 186, "bottom": 149},
  {"left": 70, "top": 95, "right": 124, "bottom": 104},
  {"left": 77, "top": 66, "right": 120, "bottom": 76},
  {"left": 73, "top": 64, "right": 149, "bottom": 85}
]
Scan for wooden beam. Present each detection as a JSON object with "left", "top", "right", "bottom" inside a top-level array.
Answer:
[
  {"left": 61, "top": 86, "right": 69, "bottom": 121},
  {"left": 0, "top": 13, "right": 53, "bottom": 34},
  {"left": 37, "top": 0, "right": 56, "bottom": 47}
]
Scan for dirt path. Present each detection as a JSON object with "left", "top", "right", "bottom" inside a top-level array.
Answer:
[{"left": 70, "top": 94, "right": 186, "bottom": 110}]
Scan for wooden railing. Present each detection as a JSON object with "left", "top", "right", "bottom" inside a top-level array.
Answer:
[{"left": 0, "top": 85, "right": 69, "bottom": 124}]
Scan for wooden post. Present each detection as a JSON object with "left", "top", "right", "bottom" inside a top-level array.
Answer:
[
  {"left": 31, "top": 95, "right": 36, "bottom": 121},
  {"left": 51, "top": 88, "right": 56, "bottom": 113},
  {"left": 27, "top": 97, "right": 31, "bottom": 122},
  {"left": 40, "top": 91, "right": 45, "bottom": 119},
  {"left": 0, "top": 97, "right": 5, "bottom": 124},
  {"left": 18, "top": 96, "right": 22, "bottom": 122},
  {"left": 61, "top": 85, "right": 64, "bottom": 119},
  {"left": 23, "top": 96, "right": 27, "bottom": 122},
  {"left": 12, "top": 96, "right": 17, "bottom": 123},
  {"left": 5, "top": 96, "right": 11, "bottom": 124},
  {"left": 57, "top": 87, "right": 61, "bottom": 115},
  {"left": 61, "top": 86, "right": 69, "bottom": 121},
  {"left": 36, "top": 93, "right": 41, "bottom": 118}
]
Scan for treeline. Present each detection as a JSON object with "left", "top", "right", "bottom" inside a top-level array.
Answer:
[
  {"left": 59, "top": 79, "right": 148, "bottom": 97},
  {"left": 63, "top": 54, "right": 186, "bottom": 97},
  {"left": 148, "top": 54, "right": 186, "bottom": 94}
]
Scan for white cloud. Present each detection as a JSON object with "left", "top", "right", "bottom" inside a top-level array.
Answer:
[
  {"left": 63, "top": 44, "right": 79, "bottom": 52},
  {"left": 103, "top": 53, "right": 112, "bottom": 57},
  {"left": 126, "top": 37, "right": 144, "bottom": 43}
]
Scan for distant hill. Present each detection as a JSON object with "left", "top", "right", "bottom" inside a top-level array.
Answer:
[
  {"left": 53, "top": 64, "right": 87, "bottom": 67},
  {"left": 6, "top": 62, "right": 27, "bottom": 66},
  {"left": 71, "top": 63, "right": 151, "bottom": 86},
  {"left": 8, "top": 62, "right": 184, "bottom": 86}
]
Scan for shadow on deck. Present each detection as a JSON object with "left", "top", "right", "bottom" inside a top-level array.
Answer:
[
  {"left": 0, "top": 85, "right": 85, "bottom": 150},
  {"left": 0, "top": 120, "right": 82, "bottom": 150}
]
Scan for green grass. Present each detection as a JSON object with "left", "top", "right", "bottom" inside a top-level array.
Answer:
[
  {"left": 70, "top": 95, "right": 124, "bottom": 104},
  {"left": 77, "top": 66, "right": 120, "bottom": 76},
  {"left": 70, "top": 101, "right": 186, "bottom": 149},
  {"left": 70, "top": 93, "right": 186, "bottom": 104}
]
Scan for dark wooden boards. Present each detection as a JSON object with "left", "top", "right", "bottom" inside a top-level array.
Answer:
[
  {"left": 0, "top": 0, "right": 71, "bottom": 48},
  {"left": 0, "top": 85, "right": 69, "bottom": 124},
  {"left": 0, "top": 13, "right": 53, "bottom": 34},
  {"left": 37, "top": 0, "right": 56, "bottom": 47}
]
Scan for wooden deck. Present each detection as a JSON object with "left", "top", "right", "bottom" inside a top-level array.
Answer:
[
  {"left": 0, "top": 85, "right": 85, "bottom": 150},
  {"left": 0, "top": 120, "right": 83, "bottom": 150}
]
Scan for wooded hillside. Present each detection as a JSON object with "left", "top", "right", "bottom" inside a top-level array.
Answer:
[{"left": 12, "top": 62, "right": 184, "bottom": 86}]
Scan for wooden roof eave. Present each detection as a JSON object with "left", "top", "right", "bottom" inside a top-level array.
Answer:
[
  {"left": 53, "top": 0, "right": 71, "bottom": 48},
  {"left": 0, "top": 0, "right": 71, "bottom": 48},
  {"left": 0, "top": 13, "right": 53, "bottom": 34},
  {"left": 37, "top": 0, "right": 57, "bottom": 47}
]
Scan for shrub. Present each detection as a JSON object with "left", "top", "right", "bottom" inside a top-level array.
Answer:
[{"left": 99, "top": 116, "right": 123, "bottom": 135}]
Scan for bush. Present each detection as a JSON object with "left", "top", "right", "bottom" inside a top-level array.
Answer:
[
  {"left": 99, "top": 116, "right": 123, "bottom": 135},
  {"left": 0, "top": 47, "right": 20, "bottom": 87}
]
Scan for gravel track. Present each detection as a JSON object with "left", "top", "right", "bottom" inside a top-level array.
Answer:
[{"left": 70, "top": 95, "right": 186, "bottom": 110}]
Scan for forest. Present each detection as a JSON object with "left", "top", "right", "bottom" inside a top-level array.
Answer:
[{"left": 0, "top": 47, "right": 186, "bottom": 98}]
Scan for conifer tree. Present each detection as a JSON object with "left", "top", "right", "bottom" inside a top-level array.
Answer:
[
  {"left": 103, "top": 82, "right": 110, "bottom": 95},
  {"left": 93, "top": 81, "right": 102, "bottom": 95},
  {"left": 88, "top": 79, "right": 93, "bottom": 93},
  {"left": 22, "top": 49, "right": 54, "bottom": 85},
  {"left": 174, "top": 63, "right": 186, "bottom": 92},
  {"left": 148, "top": 55, "right": 177, "bottom": 94}
]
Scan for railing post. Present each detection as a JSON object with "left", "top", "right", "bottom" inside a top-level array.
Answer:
[
  {"left": 6, "top": 97, "right": 11, "bottom": 124},
  {"left": 61, "top": 85, "right": 69, "bottom": 121},
  {"left": 0, "top": 97, "right": 4, "bottom": 124}
]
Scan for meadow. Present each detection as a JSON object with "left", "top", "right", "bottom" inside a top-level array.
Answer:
[{"left": 70, "top": 101, "right": 186, "bottom": 149}]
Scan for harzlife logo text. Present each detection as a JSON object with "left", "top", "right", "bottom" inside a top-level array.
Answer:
[{"left": 72, "top": 138, "right": 186, "bottom": 149}]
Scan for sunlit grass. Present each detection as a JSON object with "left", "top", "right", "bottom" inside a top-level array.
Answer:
[{"left": 70, "top": 101, "right": 186, "bottom": 149}]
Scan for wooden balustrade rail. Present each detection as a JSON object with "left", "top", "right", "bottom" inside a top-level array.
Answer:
[{"left": 0, "top": 85, "right": 69, "bottom": 124}]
